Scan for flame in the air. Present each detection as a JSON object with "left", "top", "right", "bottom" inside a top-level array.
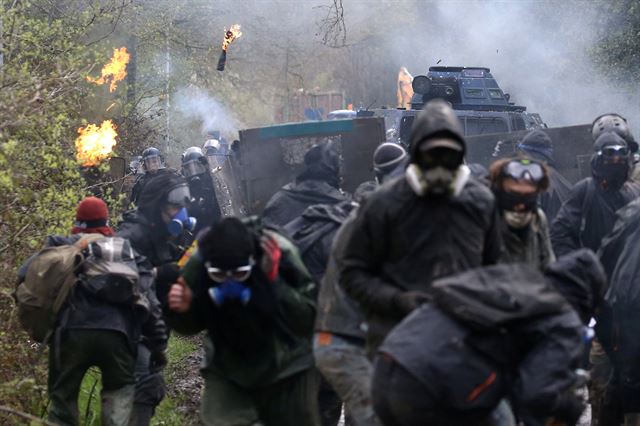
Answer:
[
  {"left": 222, "top": 24, "right": 242, "bottom": 51},
  {"left": 75, "top": 120, "right": 118, "bottom": 166},
  {"left": 86, "top": 47, "right": 130, "bottom": 93}
]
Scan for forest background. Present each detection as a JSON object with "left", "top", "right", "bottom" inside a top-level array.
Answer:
[{"left": 1, "top": 0, "right": 639, "bottom": 424}]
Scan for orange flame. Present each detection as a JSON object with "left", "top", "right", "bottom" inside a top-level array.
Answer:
[
  {"left": 86, "top": 47, "right": 130, "bottom": 93},
  {"left": 222, "top": 24, "right": 242, "bottom": 51},
  {"left": 75, "top": 120, "right": 118, "bottom": 166}
]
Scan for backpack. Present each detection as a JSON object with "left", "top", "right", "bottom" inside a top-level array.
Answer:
[
  {"left": 15, "top": 234, "right": 103, "bottom": 343},
  {"left": 79, "top": 236, "right": 140, "bottom": 304},
  {"left": 15, "top": 235, "right": 140, "bottom": 343}
]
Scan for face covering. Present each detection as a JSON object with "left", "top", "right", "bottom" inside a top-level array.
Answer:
[
  {"left": 599, "top": 163, "right": 629, "bottom": 189},
  {"left": 496, "top": 191, "right": 538, "bottom": 212},
  {"left": 504, "top": 211, "right": 534, "bottom": 229},
  {"left": 167, "top": 207, "right": 197, "bottom": 236},
  {"left": 208, "top": 280, "right": 251, "bottom": 306},
  {"left": 406, "top": 164, "right": 471, "bottom": 197}
]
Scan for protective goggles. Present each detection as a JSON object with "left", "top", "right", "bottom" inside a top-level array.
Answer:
[
  {"left": 599, "top": 145, "right": 629, "bottom": 158},
  {"left": 417, "top": 148, "right": 463, "bottom": 170},
  {"left": 182, "top": 160, "right": 208, "bottom": 177},
  {"left": 502, "top": 159, "right": 545, "bottom": 183},
  {"left": 166, "top": 184, "right": 191, "bottom": 207},
  {"left": 204, "top": 260, "right": 254, "bottom": 283}
]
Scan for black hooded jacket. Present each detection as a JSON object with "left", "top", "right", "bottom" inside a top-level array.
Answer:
[
  {"left": 596, "top": 198, "right": 640, "bottom": 411},
  {"left": 339, "top": 103, "right": 501, "bottom": 350},
  {"left": 379, "top": 252, "right": 604, "bottom": 426},
  {"left": 262, "top": 142, "right": 349, "bottom": 228}
]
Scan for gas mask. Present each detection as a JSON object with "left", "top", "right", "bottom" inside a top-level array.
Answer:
[
  {"left": 167, "top": 207, "right": 197, "bottom": 236},
  {"left": 406, "top": 163, "right": 470, "bottom": 197},
  {"left": 205, "top": 261, "right": 253, "bottom": 306}
]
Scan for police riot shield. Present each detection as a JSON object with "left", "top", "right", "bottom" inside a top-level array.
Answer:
[{"left": 233, "top": 117, "right": 386, "bottom": 214}]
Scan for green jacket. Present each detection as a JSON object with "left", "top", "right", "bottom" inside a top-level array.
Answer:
[{"left": 166, "top": 230, "right": 317, "bottom": 389}]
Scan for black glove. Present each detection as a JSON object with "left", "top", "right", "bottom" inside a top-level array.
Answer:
[
  {"left": 553, "top": 392, "right": 585, "bottom": 426},
  {"left": 149, "top": 349, "right": 168, "bottom": 373},
  {"left": 155, "top": 262, "right": 181, "bottom": 303},
  {"left": 394, "top": 291, "right": 431, "bottom": 316}
]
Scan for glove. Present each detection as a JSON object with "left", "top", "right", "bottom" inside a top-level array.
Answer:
[
  {"left": 552, "top": 392, "right": 585, "bottom": 426},
  {"left": 260, "top": 234, "right": 282, "bottom": 282},
  {"left": 149, "top": 349, "right": 168, "bottom": 373},
  {"left": 156, "top": 262, "right": 180, "bottom": 285},
  {"left": 394, "top": 291, "right": 431, "bottom": 315},
  {"left": 155, "top": 262, "right": 181, "bottom": 301}
]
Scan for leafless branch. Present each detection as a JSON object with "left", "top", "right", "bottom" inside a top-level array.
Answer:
[{"left": 315, "top": 0, "right": 347, "bottom": 48}]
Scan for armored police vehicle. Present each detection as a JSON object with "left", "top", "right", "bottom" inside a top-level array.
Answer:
[{"left": 375, "top": 66, "right": 547, "bottom": 145}]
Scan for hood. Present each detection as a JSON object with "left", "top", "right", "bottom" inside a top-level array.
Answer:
[
  {"left": 296, "top": 140, "right": 341, "bottom": 188},
  {"left": 409, "top": 99, "right": 465, "bottom": 163},
  {"left": 518, "top": 130, "right": 554, "bottom": 163},
  {"left": 593, "top": 131, "right": 628, "bottom": 152},
  {"left": 432, "top": 263, "right": 570, "bottom": 330},
  {"left": 136, "top": 169, "right": 187, "bottom": 215},
  {"left": 544, "top": 249, "right": 606, "bottom": 323},
  {"left": 283, "top": 180, "right": 348, "bottom": 205},
  {"left": 299, "top": 200, "right": 355, "bottom": 224}
]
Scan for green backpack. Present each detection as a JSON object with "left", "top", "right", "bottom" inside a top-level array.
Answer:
[{"left": 15, "top": 234, "right": 104, "bottom": 343}]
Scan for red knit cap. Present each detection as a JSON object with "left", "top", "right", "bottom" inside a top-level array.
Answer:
[{"left": 71, "top": 196, "right": 113, "bottom": 236}]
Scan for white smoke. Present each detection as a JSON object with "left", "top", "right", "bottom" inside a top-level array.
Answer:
[{"left": 173, "top": 86, "right": 239, "bottom": 139}]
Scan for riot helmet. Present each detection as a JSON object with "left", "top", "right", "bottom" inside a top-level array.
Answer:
[
  {"left": 591, "top": 113, "right": 637, "bottom": 152},
  {"left": 203, "top": 139, "right": 222, "bottom": 170},
  {"left": 142, "top": 147, "right": 164, "bottom": 173},
  {"left": 181, "top": 146, "right": 208, "bottom": 178}
]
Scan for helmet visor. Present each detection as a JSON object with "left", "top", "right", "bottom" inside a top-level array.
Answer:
[
  {"left": 144, "top": 155, "right": 162, "bottom": 172},
  {"left": 182, "top": 160, "right": 207, "bottom": 177},
  {"left": 166, "top": 184, "right": 191, "bottom": 207}
]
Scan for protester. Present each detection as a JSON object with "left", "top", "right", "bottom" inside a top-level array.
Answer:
[
  {"left": 516, "top": 130, "right": 572, "bottom": 223},
  {"left": 597, "top": 197, "right": 640, "bottom": 426},
  {"left": 262, "top": 141, "right": 349, "bottom": 227},
  {"left": 17, "top": 197, "right": 166, "bottom": 426},
  {"left": 489, "top": 157, "right": 555, "bottom": 269},
  {"left": 339, "top": 99, "right": 502, "bottom": 354},
  {"left": 117, "top": 172, "right": 196, "bottom": 426},
  {"left": 372, "top": 250, "right": 606, "bottom": 426},
  {"left": 551, "top": 131, "right": 640, "bottom": 257},
  {"left": 166, "top": 217, "right": 319, "bottom": 426}
]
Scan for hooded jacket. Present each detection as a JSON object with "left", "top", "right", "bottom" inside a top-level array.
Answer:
[
  {"left": 379, "top": 252, "right": 603, "bottom": 425},
  {"left": 339, "top": 103, "right": 501, "bottom": 351},
  {"left": 166, "top": 229, "right": 316, "bottom": 389},
  {"left": 517, "top": 130, "right": 573, "bottom": 223},
  {"left": 262, "top": 180, "right": 348, "bottom": 229},
  {"left": 597, "top": 198, "right": 640, "bottom": 411}
]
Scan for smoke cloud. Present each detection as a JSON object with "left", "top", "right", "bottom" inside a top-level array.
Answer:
[{"left": 173, "top": 86, "right": 239, "bottom": 141}]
